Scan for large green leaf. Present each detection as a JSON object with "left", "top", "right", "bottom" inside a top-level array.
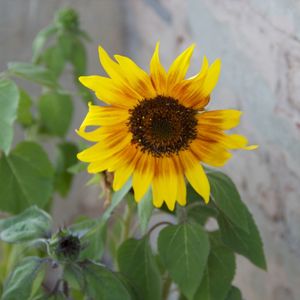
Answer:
[
  {"left": 8, "top": 62, "right": 58, "bottom": 88},
  {"left": 38, "top": 91, "right": 73, "bottom": 137},
  {"left": 0, "top": 79, "right": 19, "bottom": 154},
  {"left": 207, "top": 169, "right": 248, "bottom": 232},
  {"left": 137, "top": 189, "right": 153, "bottom": 234},
  {"left": 0, "top": 206, "right": 52, "bottom": 243},
  {"left": 194, "top": 232, "right": 236, "bottom": 300},
  {"left": 158, "top": 223, "right": 210, "bottom": 300},
  {"left": 225, "top": 286, "right": 243, "bottom": 300},
  {"left": 218, "top": 204, "right": 267, "bottom": 270},
  {"left": 82, "top": 262, "right": 135, "bottom": 300},
  {"left": 2, "top": 257, "right": 45, "bottom": 300},
  {"left": 17, "top": 89, "right": 33, "bottom": 128},
  {"left": 0, "top": 141, "right": 54, "bottom": 213},
  {"left": 118, "top": 237, "right": 161, "bottom": 300},
  {"left": 187, "top": 204, "right": 218, "bottom": 226},
  {"left": 54, "top": 142, "right": 78, "bottom": 197}
]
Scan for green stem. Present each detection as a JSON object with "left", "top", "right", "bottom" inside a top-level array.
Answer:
[{"left": 162, "top": 276, "right": 172, "bottom": 300}]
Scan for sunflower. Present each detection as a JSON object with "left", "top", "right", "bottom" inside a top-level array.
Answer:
[{"left": 77, "top": 43, "right": 257, "bottom": 211}]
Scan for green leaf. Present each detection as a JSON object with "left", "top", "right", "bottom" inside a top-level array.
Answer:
[
  {"left": 118, "top": 237, "right": 161, "bottom": 300},
  {"left": 82, "top": 262, "right": 135, "bottom": 300},
  {"left": 8, "top": 62, "right": 58, "bottom": 88},
  {"left": 2, "top": 257, "right": 45, "bottom": 300},
  {"left": 194, "top": 232, "right": 236, "bottom": 300},
  {"left": 38, "top": 91, "right": 73, "bottom": 137},
  {"left": 32, "top": 25, "right": 57, "bottom": 62},
  {"left": 207, "top": 169, "right": 248, "bottom": 232},
  {"left": 57, "top": 33, "right": 74, "bottom": 60},
  {"left": 0, "top": 78, "right": 19, "bottom": 154},
  {"left": 70, "top": 39, "right": 87, "bottom": 75},
  {"left": 54, "top": 142, "right": 78, "bottom": 197},
  {"left": 42, "top": 45, "right": 65, "bottom": 77},
  {"left": 17, "top": 89, "right": 33, "bottom": 127},
  {"left": 137, "top": 189, "right": 153, "bottom": 234},
  {"left": 218, "top": 203, "right": 267, "bottom": 270},
  {"left": 67, "top": 161, "right": 86, "bottom": 174},
  {"left": 158, "top": 223, "right": 210, "bottom": 300},
  {"left": 187, "top": 205, "right": 218, "bottom": 226},
  {"left": 102, "top": 179, "right": 132, "bottom": 221},
  {"left": 0, "top": 141, "right": 54, "bottom": 213},
  {"left": 225, "top": 286, "right": 242, "bottom": 300},
  {"left": 0, "top": 206, "right": 51, "bottom": 243}
]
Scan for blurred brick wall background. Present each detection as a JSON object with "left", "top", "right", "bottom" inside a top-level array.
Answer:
[{"left": 1, "top": 0, "right": 300, "bottom": 299}]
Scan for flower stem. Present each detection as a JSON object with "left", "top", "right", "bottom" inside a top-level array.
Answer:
[{"left": 162, "top": 276, "right": 172, "bottom": 300}]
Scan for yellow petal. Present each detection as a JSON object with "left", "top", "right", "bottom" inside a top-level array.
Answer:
[
  {"left": 201, "top": 58, "right": 221, "bottom": 97},
  {"left": 98, "top": 46, "right": 124, "bottom": 82},
  {"left": 155, "top": 157, "right": 178, "bottom": 211},
  {"left": 167, "top": 44, "right": 195, "bottom": 87},
  {"left": 150, "top": 42, "right": 167, "bottom": 95},
  {"left": 80, "top": 103, "right": 129, "bottom": 128},
  {"left": 186, "top": 56, "right": 209, "bottom": 81},
  {"left": 176, "top": 173, "right": 187, "bottom": 206},
  {"left": 190, "top": 139, "right": 232, "bottom": 167},
  {"left": 114, "top": 55, "right": 156, "bottom": 99},
  {"left": 176, "top": 57, "right": 210, "bottom": 108},
  {"left": 179, "top": 151, "right": 210, "bottom": 203},
  {"left": 77, "top": 132, "right": 131, "bottom": 162},
  {"left": 113, "top": 152, "right": 139, "bottom": 191},
  {"left": 224, "top": 134, "right": 258, "bottom": 150},
  {"left": 79, "top": 75, "right": 138, "bottom": 107},
  {"left": 197, "top": 110, "right": 242, "bottom": 130},
  {"left": 152, "top": 177, "right": 164, "bottom": 208},
  {"left": 198, "top": 130, "right": 257, "bottom": 150},
  {"left": 132, "top": 153, "right": 154, "bottom": 202}
]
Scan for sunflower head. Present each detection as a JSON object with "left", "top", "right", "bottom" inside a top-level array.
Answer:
[{"left": 77, "top": 43, "right": 257, "bottom": 211}]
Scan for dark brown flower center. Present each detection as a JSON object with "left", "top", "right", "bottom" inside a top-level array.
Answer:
[{"left": 128, "top": 96, "right": 198, "bottom": 157}]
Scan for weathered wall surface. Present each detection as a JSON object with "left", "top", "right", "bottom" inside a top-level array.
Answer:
[
  {"left": 1, "top": 0, "right": 300, "bottom": 299},
  {"left": 124, "top": 0, "right": 300, "bottom": 299}
]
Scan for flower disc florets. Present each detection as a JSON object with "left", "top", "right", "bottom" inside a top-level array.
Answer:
[{"left": 128, "top": 96, "right": 198, "bottom": 157}]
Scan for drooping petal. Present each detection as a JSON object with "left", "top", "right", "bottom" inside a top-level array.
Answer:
[
  {"left": 150, "top": 42, "right": 167, "bottom": 95},
  {"left": 132, "top": 153, "right": 154, "bottom": 202},
  {"left": 113, "top": 151, "right": 140, "bottom": 191},
  {"left": 152, "top": 157, "right": 178, "bottom": 211},
  {"left": 176, "top": 173, "right": 187, "bottom": 206},
  {"left": 179, "top": 151, "right": 210, "bottom": 203}
]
